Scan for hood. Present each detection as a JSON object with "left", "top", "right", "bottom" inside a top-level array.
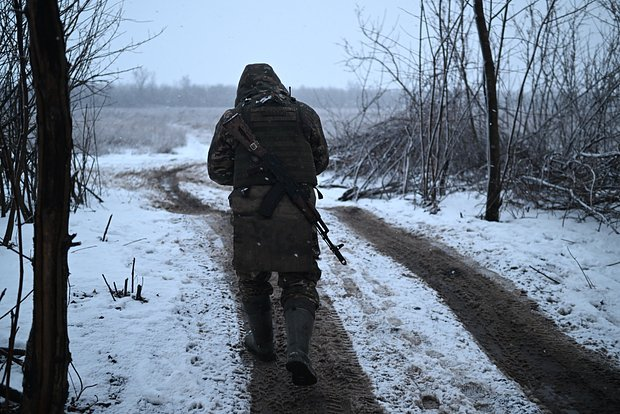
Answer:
[{"left": 234, "top": 63, "right": 289, "bottom": 107}]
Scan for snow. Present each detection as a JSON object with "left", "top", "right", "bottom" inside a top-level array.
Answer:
[
  {"left": 344, "top": 191, "right": 620, "bottom": 363},
  {"left": 1, "top": 133, "right": 618, "bottom": 413}
]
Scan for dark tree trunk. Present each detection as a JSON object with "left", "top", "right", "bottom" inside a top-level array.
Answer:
[
  {"left": 473, "top": 0, "right": 502, "bottom": 222},
  {"left": 21, "top": 0, "right": 73, "bottom": 412}
]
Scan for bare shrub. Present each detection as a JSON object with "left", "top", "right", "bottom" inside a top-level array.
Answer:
[{"left": 334, "top": 1, "right": 620, "bottom": 228}]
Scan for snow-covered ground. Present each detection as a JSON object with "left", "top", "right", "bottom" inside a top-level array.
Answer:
[{"left": 1, "top": 135, "right": 618, "bottom": 413}]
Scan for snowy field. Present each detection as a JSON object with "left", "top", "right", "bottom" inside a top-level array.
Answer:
[{"left": 1, "top": 128, "right": 618, "bottom": 412}]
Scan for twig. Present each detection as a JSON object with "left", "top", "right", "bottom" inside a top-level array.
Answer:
[
  {"left": 101, "top": 274, "right": 116, "bottom": 301},
  {"left": 606, "top": 260, "right": 620, "bottom": 267},
  {"left": 123, "top": 238, "right": 147, "bottom": 246},
  {"left": 85, "top": 185, "right": 104, "bottom": 203},
  {"left": 567, "top": 247, "right": 594, "bottom": 289},
  {"left": 0, "top": 289, "right": 33, "bottom": 321},
  {"left": 71, "top": 245, "right": 97, "bottom": 253},
  {"left": 0, "top": 347, "right": 25, "bottom": 356},
  {"left": 101, "top": 214, "right": 113, "bottom": 241},
  {"left": 1, "top": 244, "right": 32, "bottom": 262},
  {"left": 0, "top": 383, "right": 22, "bottom": 404},
  {"left": 68, "top": 360, "right": 97, "bottom": 404},
  {"left": 528, "top": 265, "right": 561, "bottom": 284},
  {"left": 0, "top": 288, "right": 5, "bottom": 303},
  {"left": 123, "top": 278, "right": 128, "bottom": 297},
  {"left": 0, "top": 347, "right": 24, "bottom": 366}
]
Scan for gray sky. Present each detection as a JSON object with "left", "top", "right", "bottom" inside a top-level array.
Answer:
[{"left": 112, "top": 0, "right": 413, "bottom": 88}]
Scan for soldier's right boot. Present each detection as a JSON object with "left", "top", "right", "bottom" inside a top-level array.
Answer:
[
  {"left": 284, "top": 298, "right": 317, "bottom": 386},
  {"left": 243, "top": 295, "right": 276, "bottom": 362}
]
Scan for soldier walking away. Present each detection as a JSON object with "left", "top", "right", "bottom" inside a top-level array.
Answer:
[{"left": 207, "top": 63, "right": 329, "bottom": 386}]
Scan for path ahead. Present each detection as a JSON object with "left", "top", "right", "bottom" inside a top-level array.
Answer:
[
  {"left": 144, "top": 163, "right": 620, "bottom": 413},
  {"left": 334, "top": 207, "right": 620, "bottom": 414},
  {"left": 144, "top": 164, "right": 384, "bottom": 413}
]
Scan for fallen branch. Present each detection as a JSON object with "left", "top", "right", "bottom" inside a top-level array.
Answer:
[
  {"left": 123, "top": 238, "right": 147, "bottom": 246},
  {"left": 567, "top": 247, "right": 594, "bottom": 289},
  {"left": 0, "top": 347, "right": 25, "bottom": 366},
  {"left": 0, "top": 383, "right": 22, "bottom": 404},
  {"left": 528, "top": 265, "right": 561, "bottom": 284},
  {"left": 338, "top": 182, "right": 400, "bottom": 201},
  {"left": 0, "top": 347, "right": 25, "bottom": 356},
  {"left": 85, "top": 185, "right": 104, "bottom": 203},
  {"left": 578, "top": 151, "right": 620, "bottom": 158},
  {"left": 71, "top": 245, "right": 97, "bottom": 253},
  {"left": 522, "top": 176, "right": 611, "bottom": 225}
]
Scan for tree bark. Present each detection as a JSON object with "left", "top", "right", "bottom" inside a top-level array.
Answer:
[
  {"left": 473, "top": 0, "right": 502, "bottom": 221},
  {"left": 21, "top": 0, "right": 73, "bottom": 412}
]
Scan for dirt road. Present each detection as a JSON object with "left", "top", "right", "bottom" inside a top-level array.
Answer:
[
  {"left": 334, "top": 207, "right": 620, "bottom": 414},
  {"left": 139, "top": 163, "right": 620, "bottom": 413},
  {"left": 139, "top": 165, "right": 384, "bottom": 413}
]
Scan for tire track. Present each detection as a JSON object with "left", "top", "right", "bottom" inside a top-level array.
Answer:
[
  {"left": 333, "top": 206, "right": 620, "bottom": 414},
  {"left": 129, "top": 165, "right": 384, "bottom": 413}
]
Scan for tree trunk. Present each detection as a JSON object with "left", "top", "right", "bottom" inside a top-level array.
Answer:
[
  {"left": 21, "top": 0, "right": 73, "bottom": 412},
  {"left": 473, "top": 0, "right": 502, "bottom": 221}
]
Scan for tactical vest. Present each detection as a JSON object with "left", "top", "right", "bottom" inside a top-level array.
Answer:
[{"left": 232, "top": 102, "right": 317, "bottom": 188}]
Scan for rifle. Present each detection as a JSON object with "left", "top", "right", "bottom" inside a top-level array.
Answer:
[{"left": 223, "top": 112, "right": 347, "bottom": 265}]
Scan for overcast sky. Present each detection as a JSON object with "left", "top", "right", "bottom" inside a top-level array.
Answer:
[{"left": 112, "top": 0, "right": 415, "bottom": 88}]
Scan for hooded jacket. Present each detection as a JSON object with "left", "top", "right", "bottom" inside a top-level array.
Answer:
[
  {"left": 208, "top": 64, "right": 329, "bottom": 186},
  {"left": 207, "top": 63, "right": 329, "bottom": 272}
]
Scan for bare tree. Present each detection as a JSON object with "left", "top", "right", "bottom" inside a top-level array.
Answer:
[
  {"left": 20, "top": 0, "right": 73, "bottom": 411},
  {"left": 473, "top": 0, "right": 502, "bottom": 221},
  {"left": 334, "top": 1, "right": 618, "bottom": 228},
  {"left": 1, "top": 0, "right": 158, "bottom": 235},
  {"left": 337, "top": 1, "right": 482, "bottom": 209},
  {"left": 1, "top": 0, "right": 159, "bottom": 407}
]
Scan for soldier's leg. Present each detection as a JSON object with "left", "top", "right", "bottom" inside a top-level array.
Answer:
[
  {"left": 238, "top": 271, "right": 276, "bottom": 361},
  {"left": 278, "top": 269, "right": 321, "bottom": 386}
]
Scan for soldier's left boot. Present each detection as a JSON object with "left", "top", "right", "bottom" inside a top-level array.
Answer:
[
  {"left": 243, "top": 295, "right": 276, "bottom": 362},
  {"left": 284, "top": 298, "right": 317, "bottom": 386}
]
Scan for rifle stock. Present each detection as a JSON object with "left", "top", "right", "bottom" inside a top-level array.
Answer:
[{"left": 224, "top": 113, "right": 347, "bottom": 265}]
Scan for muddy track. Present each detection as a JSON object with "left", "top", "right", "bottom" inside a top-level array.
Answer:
[
  {"left": 128, "top": 165, "right": 384, "bottom": 413},
  {"left": 333, "top": 207, "right": 620, "bottom": 414},
  {"left": 120, "top": 163, "right": 620, "bottom": 413}
]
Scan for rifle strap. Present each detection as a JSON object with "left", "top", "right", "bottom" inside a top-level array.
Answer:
[
  {"left": 258, "top": 182, "right": 286, "bottom": 217},
  {"left": 226, "top": 112, "right": 317, "bottom": 217}
]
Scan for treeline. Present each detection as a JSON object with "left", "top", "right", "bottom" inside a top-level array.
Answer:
[{"left": 102, "top": 82, "right": 364, "bottom": 109}]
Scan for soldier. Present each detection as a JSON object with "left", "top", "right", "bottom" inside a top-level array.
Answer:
[{"left": 207, "top": 63, "right": 329, "bottom": 386}]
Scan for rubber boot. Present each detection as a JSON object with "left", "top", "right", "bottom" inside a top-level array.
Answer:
[
  {"left": 243, "top": 295, "right": 276, "bottom": 362},
  {"left": 284, "top": 301, "right": 317, "bottom": 386}
]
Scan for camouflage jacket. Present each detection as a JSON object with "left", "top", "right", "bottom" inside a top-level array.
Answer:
[{"left": 206, "top": 63, "right": 329, "bottom": 272}]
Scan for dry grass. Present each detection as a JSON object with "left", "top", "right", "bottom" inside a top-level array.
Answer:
[{"left": 94, "top": 107, "right": 227, "bottom": 154}]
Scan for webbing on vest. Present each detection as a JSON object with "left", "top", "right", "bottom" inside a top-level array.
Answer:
[{"left": 232, "top": 102, "right": 317, "bottom": 188}]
